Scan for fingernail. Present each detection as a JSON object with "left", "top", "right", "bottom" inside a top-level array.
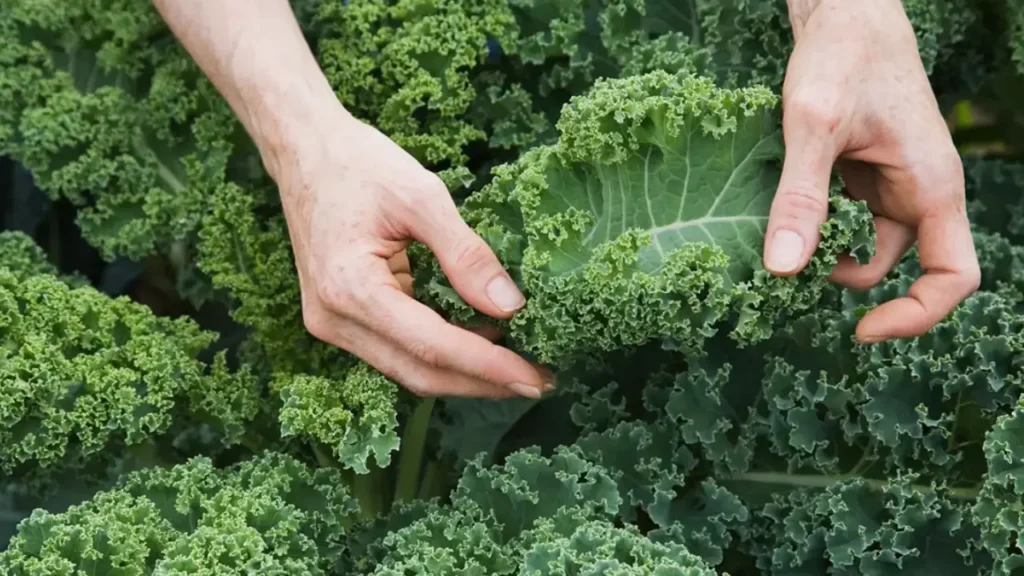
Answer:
[
  {"left": 486, "top": 275, "right": 525, "bottom": 311},
  {"left": 507, "top": 382, "right": 542, "bottom": 399},
  {"left": 766, "top": 229, "right": 805, "bottom": 273}
]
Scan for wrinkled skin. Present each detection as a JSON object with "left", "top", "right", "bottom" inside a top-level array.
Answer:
[
  {"left": 154, "top": 0, "right": 978, "bottom": 399},
  {"left": 764, "top": 0, "right": 980, "bottom": 342}
]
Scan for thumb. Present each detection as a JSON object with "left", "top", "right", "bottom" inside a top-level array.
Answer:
[
  {"left": 410, "top": 193, "right": 525, "bottom": 320},
  {"left": 763, "top": 120, "right": 837, "bottom": 276}
]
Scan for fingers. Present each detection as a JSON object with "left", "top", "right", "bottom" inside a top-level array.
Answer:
[
  {"left": 387, "top": 251, "right": 410, "bottom": 275},
  {"left": 362, "top": 284, "right": 550, "bottom": 398},
  {"left": 467, "top": 324, "right": 505, "bottom": 342},
  {"left": 829, "top": 216, "right": 915, "bottom": 290},
  {"left": 307, "top": 252, "right": 547, "bottom": 399},
  {"left": 408, "top": 190, "right": 525, "bottom": 320},
  {"left": 337, "top": 321, "right": 520, "bottom": 400},
  {"left": 855, "top": 206, "right": 980, "bottom": 342},
  {"left": 389, "top": 251, "right": 414, "bottom": 296},
  {"left": 763, "top": 103, "right": 840, "bottom": 276}
]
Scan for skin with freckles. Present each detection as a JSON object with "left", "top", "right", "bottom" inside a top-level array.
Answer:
[
  {"left": 151, "top": 0, "right": 978, "bottom": 399},
  {"left": 766, "top": 0, "right": 980, "bottom": 343}
]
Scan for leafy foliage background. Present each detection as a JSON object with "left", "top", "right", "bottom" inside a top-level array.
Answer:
[{"left": 0, "top": 0, "right": 1023, "bottom": 573}]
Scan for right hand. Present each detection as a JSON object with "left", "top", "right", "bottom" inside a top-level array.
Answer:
[
  {"left": 275, "top": 111, "right": 552, "bottom": 399},
  {"left": 764, "top": 0, "right": 980, "bottom": 343}
]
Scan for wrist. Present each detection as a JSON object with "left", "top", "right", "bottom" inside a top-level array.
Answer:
[
  {"left": 243, "top": 77, "right": 355, "bottom": 186},
  {"left": 786, "top": 0, "right": 821, "bottom": 33},
  {"left": 786, "top": 0, "right": 911, "bottom": 42},
  {"left": 787, "top": 0, "right": 821, "bottom": 21}
]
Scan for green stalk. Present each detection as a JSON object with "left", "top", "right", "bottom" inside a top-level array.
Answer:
[
  {"left": 418, "top": 459, "right": 452, "bottom": 501},
  {"left": 393, "top": 397, "right": 435, "bottom": 504},
  {"left": 311, "top": 441, "right": 339, "bottom": 469},
  {"left": 352, "top": 467, "right": 385, "bottom": 521}
]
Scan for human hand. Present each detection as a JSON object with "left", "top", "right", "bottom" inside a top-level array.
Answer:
[
  {"left": 765, "top": 0, "right": 981, "bottom": 343},
  {"left": 274, "top": 111, "right": 551, "bottom": 399}
]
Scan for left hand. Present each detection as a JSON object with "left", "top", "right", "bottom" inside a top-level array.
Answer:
[{"left": 764, "top": 0, "right": 981, "bottom": 343}]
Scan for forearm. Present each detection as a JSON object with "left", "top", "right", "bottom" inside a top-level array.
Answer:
[
  {"left": 152, "top": 0, "right": 347, "bottom": 180},
  {"left": 786, "top": 0, "right": 826, "bottom": 37},
  {"left": 786, "top": 0, "right": 911, "bottom": 38}
]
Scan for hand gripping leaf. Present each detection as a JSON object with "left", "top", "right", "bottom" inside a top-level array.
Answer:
[{"left": 418, "top": 70, "right": 873, "bottom": 366}]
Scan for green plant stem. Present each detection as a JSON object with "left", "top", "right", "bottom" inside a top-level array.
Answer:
[
  {"left": 418, "top": 459, "right": 452, "bottom": 501},
  {"left": 948, "top": 391, "right": 965, "bottom": 453},
  {"left": 394, "top": 397, "right": 435, "bottom": 504},
  {"left": 311, "top": 440, "right": 338, "bottom": 468},
  {"left": 352, "top": 467, "right": 385, "bottom": 521},
  {"left": 849, "top": 438, "right": 876, "bottom": 476},
  {"left": 726, "top": 471, "right": 981, "bottom": 500}
]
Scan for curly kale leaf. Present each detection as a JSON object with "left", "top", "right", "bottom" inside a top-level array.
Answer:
[
  {"left": 597, "top": 0, "right": 973, "bottom": 91},
  {"left": 964, "top": 156, "right": 1024, "bottom": 245},
  {"left": 1010, "top": 0, "right": 1024, "bottom": 75},
  {"left": 752, "top": 476, "right": 988, "bottom": 575},
  {"left": 0, "top": 232, "right": 261, "bottom": 473},
  {"left": 974, "top": 405, "right": 1024, "bottom": 575},
  {"left": 315, "top": 0, "right": 522, "bottom": 169},
  {"left": 643, "top": 284, "right": 1021, "bottom": 572},
  {"left": 973, "top": 230, "right": 1024, "bottom": 308},
  {"left": 660, "top": 281, "right": 1024, "bottom": 483},
  {"left": 597, "top": 0, "right": 791, "bottom": 88},
  {"left": 367, "top": 443, "right": 716, "bottom": 575},
  {"left": 0, "top": 230, "right": 59, "bottom": 281},
  {"left": 0, "top": 269, "right": 215, "bottom": 472},
  {"left": 276, "top": 364, "right": 400, "bottom": 473},
  {"left": 0, "top": 452, "right": 357, "bottom": 574},
  {"left": 516, "top": 521, "right": 716, "bottom": 576},
  {"left": 418, "top": 70, "right": 873, "bottom": 366},
  {"left": 561, "top": 237, "right": 1021, "bottom": 573},
  {"left": 901, "top": 0, "right": 979, "bottom": 74},
  {"left": 0, "top": 0, "right": 243, "bottom": 260}
]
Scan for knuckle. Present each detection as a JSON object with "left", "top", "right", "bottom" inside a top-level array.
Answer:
[
  {"left": 961, "top": 263, "right": 982, "bottom": 294},
  {"left": 381, "top": 365, "right": 417, "bottom": 392},
  {"left": 393, "top": 173, "right": 448, "bottom": 215},
  {"left": 407, "top": 340, "right": 442, "bottom": 369},
  {"left": 449, "top": 234, "right": 495, "bottom": 273},
  {"left": 908, "top": 145, "right": 965, "bottom": 197},
  {"left": 424, "top": 172, "right": 450, "bottom": 196},
  {"left": 302, "top": 307, "right": 334, "bottom": 343},
  {"left": 843, "top": 270, "right": 884, "bottom": 292},
  {"left": 786, "top": 93, "right": 843, "bottom": 135},
  {"left": 774, "top": 185, "right": 829, "bottom": 223},
  {"left": 855, "top": 271, "right": 887, "bottom": 291},
  {"left": 315, "top": 256, "right": 376, "bottom": 313},
  {"left": 399, "top": 373, "right": 436, "bottom": 398},
  {"left": 315, "top": 279, "right": 347, "bottom": 312}
]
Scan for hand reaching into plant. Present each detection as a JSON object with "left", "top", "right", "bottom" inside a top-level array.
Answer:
[
  {"left": 277, "top": 114, "right": 553, "bottom": 400},
  {"left": 766, "top": 0, "right": 981, "bottom": 343},
  {"left": 152, "top": 0, "right": 550, "bottom": 399}
]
